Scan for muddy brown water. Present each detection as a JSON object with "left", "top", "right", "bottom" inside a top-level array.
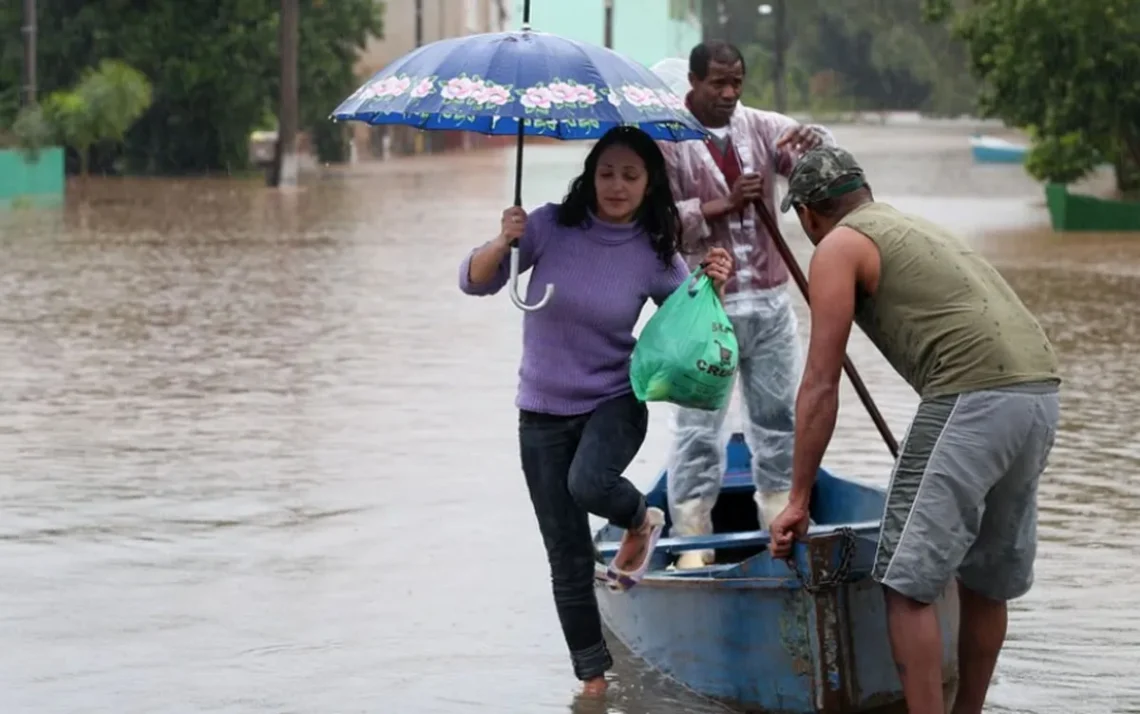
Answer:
[{"left": 0, "top": 123, "right": 1136, "bottom": 714}]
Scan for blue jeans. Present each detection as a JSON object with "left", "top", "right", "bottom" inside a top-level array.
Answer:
[{"left": 518, "top": 392, "right": 649, "bottom": 681}]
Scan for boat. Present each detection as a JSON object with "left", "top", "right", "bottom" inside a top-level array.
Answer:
[
  {"left": 1045, "top": 182, "right": 1140, "bottom": 232},
  {"left": 593, "top": 432, "right": 959, "bottom": 713},
  {"left": 969, "top": 133, "right": 1028, "bottom": 164}
]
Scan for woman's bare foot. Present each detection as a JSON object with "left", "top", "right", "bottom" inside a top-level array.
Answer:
[{"left": 580, "top": 676, "right": 607, "bottom": 697}]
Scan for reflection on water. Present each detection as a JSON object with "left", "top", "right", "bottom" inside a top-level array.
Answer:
[{"left": 0, "top": 123, "right": 1136, "bottom": 713}]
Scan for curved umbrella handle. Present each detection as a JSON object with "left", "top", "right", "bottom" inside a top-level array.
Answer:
[{"left": 508, "top": 244, "right": 554, "bottom": 311}]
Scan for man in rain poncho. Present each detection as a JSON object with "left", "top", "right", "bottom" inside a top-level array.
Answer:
[{"left": 654, "top": 42, "right": 834, "bottom": 568}]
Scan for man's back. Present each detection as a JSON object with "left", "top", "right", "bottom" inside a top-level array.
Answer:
[{"left": 839, "top": 202, "right": 1060, "bottom": 398}]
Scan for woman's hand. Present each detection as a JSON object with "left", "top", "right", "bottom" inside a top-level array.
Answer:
[
  {"left": 499, "top": 206, "right": 527, "bottom": 246},
  {"left": 703, "top": 247, "right": 734, "bottom": 296}
]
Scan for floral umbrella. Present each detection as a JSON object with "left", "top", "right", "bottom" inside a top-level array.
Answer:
[{"left": 330, "top": 1, "right": 705, "bottom": 311}]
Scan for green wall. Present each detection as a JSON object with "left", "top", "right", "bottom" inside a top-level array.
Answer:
[
  {"left": 514, "top": 0, "right": 703, "bottom": 70},
  {"left": 0, "top": 147, "right": 65, "bottom": 208}
]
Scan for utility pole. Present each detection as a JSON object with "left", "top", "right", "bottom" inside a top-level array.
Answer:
[
  {"left": 772, "top": 0, "right": 787, "bottom": 114},
  {"left": 413, "top": 0, "right": 425, "bottom": 155},
  {"left": 269, "top": 0, "right": 299, "bottom": 187},
  {"left": 21, "top": 0, "right": 36, "bottom": 106},
  {"left": 415, "top": 0, "right": 424, "bottom": 46},
  {"left": 603, "top": 0, "right": 614, "bottom": 49}
]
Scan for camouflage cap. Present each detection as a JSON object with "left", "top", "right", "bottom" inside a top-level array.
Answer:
[{"left": 779, "top": 146, "right": 867, "bottom": 213}]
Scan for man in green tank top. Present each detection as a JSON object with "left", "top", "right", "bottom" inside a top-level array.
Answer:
[{"left": 766, "top": 146, "right": 1061, "bottom": 714}]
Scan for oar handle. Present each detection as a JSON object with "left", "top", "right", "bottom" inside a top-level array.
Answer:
[{"left": 751, "top": 198, "right": 900, "bottom": 459}]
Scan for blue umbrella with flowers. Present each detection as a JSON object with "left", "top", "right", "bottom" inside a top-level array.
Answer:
[{"left": 330, "top": 0, "right": 707, "bottom": 312}]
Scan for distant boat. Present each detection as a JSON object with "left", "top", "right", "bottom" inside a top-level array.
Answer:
[
  {"left": 593, "top": 433, "right": 958, "bottom": 713},
  {"left": 970, "top": 133, "right": 1028, "bottom": 163}
]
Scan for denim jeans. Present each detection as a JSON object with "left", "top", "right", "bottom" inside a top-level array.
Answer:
[{"left": 518, "top": 392, "right": 649, "bottom": 681}]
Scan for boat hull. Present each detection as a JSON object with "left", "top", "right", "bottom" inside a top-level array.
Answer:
[
  {"left": 593, "top": 434, "right": 959, "bottom": 713},
  {"left": 969, "top": 135, "right": 1027, "bottom": 164},
  {"left": 596, "top": 561, "right": 958, "bottom": 713},
  {"left": 1045, "top": 182, "right": 1140, "bottom": 232}
]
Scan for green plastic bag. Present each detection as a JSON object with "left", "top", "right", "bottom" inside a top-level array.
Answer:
[{"left": 630, "top": 268, "right": 739, "bottom": 411}]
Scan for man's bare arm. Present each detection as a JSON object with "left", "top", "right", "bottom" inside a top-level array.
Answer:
[{"left": 788, "top": 228, "right": 870, "bottom": 509}]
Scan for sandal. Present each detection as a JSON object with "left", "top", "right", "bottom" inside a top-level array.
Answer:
[{"left": 605, "top": 507, "right": 666, "bottom": 593}]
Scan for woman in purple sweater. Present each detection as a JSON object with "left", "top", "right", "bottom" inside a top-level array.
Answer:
[{"left": 459, "top": 126, "right": 732, "bottom": 696}]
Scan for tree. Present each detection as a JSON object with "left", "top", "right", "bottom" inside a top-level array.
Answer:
[
  {"left": 41, "top": 59, "right": 153, "bottom": 176},
  {"left": 703, "top": 0, "right": 976, "bottom": 116},
  {"left": 293, "top": 0, "right": 384, "bottom": 164},
  {"left": 0, "top": 0, "right": 382, "bottom": 174},
  {"left": 925, "top": 0, "right": 1140, "bottom": 196}
]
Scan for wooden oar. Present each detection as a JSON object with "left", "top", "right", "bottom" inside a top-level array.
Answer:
[{"left": 751, "top": 196, "right": 900, "bottom": 459}]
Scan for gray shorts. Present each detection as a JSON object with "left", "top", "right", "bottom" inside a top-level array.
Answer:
[{"left": 872, "top": 381, "right": 1060, "bottom": 604}]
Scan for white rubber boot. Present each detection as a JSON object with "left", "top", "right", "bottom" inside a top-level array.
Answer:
[
  {"left": 673, "top": 549, "right": 714, "bottom": 570},
  {"left": 756, "top": 489, "right": 792, "bottom": 531},
  {"left": 668, "top": 500, "right": 716, "bottom": 569}
]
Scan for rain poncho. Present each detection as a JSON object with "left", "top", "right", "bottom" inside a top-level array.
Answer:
[
  {"left": 656, "top": 101, "right": 832, "bottom": 553},
  {"left": 665, "top": 289, "right": 803, "bottom": 544},
  {"left": 657, "top": 104, "right": 834, "bottom": 294}
]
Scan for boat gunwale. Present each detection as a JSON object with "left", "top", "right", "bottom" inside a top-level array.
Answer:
[{"left": 594, "top": 520, "right": 881, "bottom": 557}]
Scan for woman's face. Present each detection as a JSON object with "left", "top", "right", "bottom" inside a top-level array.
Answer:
[{"left": 593, "top": 143, "right": 649, "bottom": 223}]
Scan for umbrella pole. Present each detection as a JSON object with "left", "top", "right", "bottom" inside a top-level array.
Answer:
[
  {"left": 513, "top": 124, "right": 524, "bottom": 207},
  {"left": 506, "top": 0, "right": 554, "bottom": 312},
  {"left": 751, "top": 198, "right": 900, "bottom": 459}
]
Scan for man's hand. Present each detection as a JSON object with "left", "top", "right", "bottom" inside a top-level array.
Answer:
[
  {"left": 768, "top": 503, "right": 811, "bottom": 560},
  {"left": 729, "top": 172, "right": 764, "bottom": 211},
  {"left": 776, "top": 125, "right": 825, "bottom": 154}
]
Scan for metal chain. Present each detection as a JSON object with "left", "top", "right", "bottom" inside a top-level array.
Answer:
[{"left": 790, "top": 527, "right": 858, "bottom": 595}]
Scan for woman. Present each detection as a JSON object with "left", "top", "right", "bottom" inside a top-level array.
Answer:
[{"left": 458, "top": 126, "right": 733, "bottom": 696}]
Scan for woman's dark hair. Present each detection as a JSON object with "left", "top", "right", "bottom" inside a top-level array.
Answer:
[{"left": 555, "top": 125, "right": 680, "bottom": 267}]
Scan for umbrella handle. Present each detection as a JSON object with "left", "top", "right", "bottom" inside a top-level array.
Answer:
[
  {"left": 507, "top": 98, "right": 552, "bottom": 312},
  {"left": 508, "top": 243, "right": 554, "bottom": 311}
]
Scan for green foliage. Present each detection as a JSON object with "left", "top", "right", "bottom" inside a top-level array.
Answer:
[
  {"left": 1024, "top": 131, "right": 1103, "bottom": 187},
  {"left": 0, "top": 0, "right": 382, "bottom": 174},
  {"left": 927, "top": 0, "right": 1140, "bottom": 193},
  {"left": 41, "top": 59, "right": 153, "bottom": 175},
  {"left": 4, "top": 104, "right": 54, "bottom": 158},
  {"left": 707, "top": 0, "right": 977, "bottom": 116},
  {"left": 295, "top": 0, "right": 381, "bottom": 163}
]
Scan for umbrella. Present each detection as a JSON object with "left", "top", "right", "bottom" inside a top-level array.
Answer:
[
  {"left": 650, "top": 57, "right": 692, "bottom": 99},
  {"left": 330, "top": 0, "right": 706, "bottom": 312}
]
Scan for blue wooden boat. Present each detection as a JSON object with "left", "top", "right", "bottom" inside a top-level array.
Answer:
[
  {"left": 969, "top": 133, "right": 1028, "bottom": 164},
  {"left": 593, "top": 433, "right": 959, "bottom": 713}
]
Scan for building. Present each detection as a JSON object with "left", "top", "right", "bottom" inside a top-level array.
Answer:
[
  {"left": 357, "top": 1, "right": 508, "bottom": 78},
  {"left": 512, "top": 0, "right": 703, "bottom": 69},
  {"left": 352, "top": 1, "right": 510, "bottom": 158}
]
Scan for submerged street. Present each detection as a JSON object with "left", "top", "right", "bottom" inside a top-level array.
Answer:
[{"left": 0, "top": 122, "right": 1136, "bottom": 713}]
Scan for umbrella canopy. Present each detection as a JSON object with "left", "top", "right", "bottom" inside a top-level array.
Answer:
[
  {"left": 331, "top": 30, "right": 705, "bottom": 142},
  {"left": 650, "top": 57, "right": 693, "bottom": 100},
  {"left": 329, "top": 2, "right": 703, "bottom": 314}
]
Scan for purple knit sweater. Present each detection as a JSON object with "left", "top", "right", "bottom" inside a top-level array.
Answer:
[{"left": 459, "top": 202, "right": 690, "bottom": 416}]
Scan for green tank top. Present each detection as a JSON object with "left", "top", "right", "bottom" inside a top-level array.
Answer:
[{"left": 838, "top": 202, "right": 1060, "bottom": 398}]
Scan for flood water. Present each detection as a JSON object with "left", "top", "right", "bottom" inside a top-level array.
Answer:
[{"left": 0, "top": 123, "right": 1137, "bottom": 714}]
